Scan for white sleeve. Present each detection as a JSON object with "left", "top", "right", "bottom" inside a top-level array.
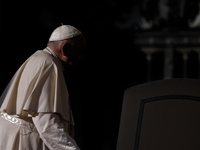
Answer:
[{"left": 32, "top": 113, "right": 80, "bottom": 150}]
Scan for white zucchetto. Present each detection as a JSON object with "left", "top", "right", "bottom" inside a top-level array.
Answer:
[{"left": 49, "top": 25, "right": 82, "bottom": 41}]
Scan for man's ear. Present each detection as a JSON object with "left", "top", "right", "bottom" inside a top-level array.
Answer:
[{"left": 61, "top": 40, "right": 70, "bottom": 56}]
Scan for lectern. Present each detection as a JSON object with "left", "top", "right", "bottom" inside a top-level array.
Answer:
[{"left": 117, "top": 79, "right": 200, "bottom": 150}]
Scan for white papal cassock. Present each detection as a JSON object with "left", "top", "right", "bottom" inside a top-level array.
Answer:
[{"left": 0, "top": 47, "right": 80, "bottom": 150}]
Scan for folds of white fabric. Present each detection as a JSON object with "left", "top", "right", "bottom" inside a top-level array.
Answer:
[
  {"left": 0, "top": 49, "right": 74, "bottom": 124},
  {"left": 32, "top": 113, "right": 80, "bottom": 150}
]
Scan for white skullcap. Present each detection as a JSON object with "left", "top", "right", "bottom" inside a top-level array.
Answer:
[{"left": 49, "top": 25, "right": 82, "bottom": 41}]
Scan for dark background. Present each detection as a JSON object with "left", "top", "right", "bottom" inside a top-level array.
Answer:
[{"left": 1, "top": 0, "right": 200, "bottom": 150}]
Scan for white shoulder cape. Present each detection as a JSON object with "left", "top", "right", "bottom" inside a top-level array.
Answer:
[{"left": 0, "top": 48, "right": 74, "bottom": 125}]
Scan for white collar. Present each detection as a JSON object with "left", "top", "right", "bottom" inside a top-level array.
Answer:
[
  {"left": 44, "top": 47, "right": 65, "bottom": 71},
  {"left": 45, "top": 47, "right": 58, "bottom": 58}
]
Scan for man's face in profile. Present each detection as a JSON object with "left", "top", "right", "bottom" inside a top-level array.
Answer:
[{"left": 62, "top": 35, "right": 86, "bottom": 68}]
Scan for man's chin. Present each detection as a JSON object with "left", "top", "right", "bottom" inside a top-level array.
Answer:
[{"left": 63, "top": 60, "right": 82, "bottom": 70}]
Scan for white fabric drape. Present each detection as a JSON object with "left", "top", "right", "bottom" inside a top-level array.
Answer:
[
  {"left": 32, "top": 113, "right": 80, "bottom": 150},
  {"left": 0, "top": 48, "right": 78, "bottom": 149}
]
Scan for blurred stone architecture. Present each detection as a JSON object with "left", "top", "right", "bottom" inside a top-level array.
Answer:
[{"left": 116, "top": 0, "right": 200, "bottom": 82}]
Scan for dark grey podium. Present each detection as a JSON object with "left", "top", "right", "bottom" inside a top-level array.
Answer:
[{"left": 117, "top": 79, "right": 200, "bottom": 150}]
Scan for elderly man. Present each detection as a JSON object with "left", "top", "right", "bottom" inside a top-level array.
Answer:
[{"left": 0, "top": 25, "right": 85, "bottom": 150}]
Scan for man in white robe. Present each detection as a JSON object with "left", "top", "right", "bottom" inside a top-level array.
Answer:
[{"left": 0, "top": 25, "right": 85, "bottom": 150}]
